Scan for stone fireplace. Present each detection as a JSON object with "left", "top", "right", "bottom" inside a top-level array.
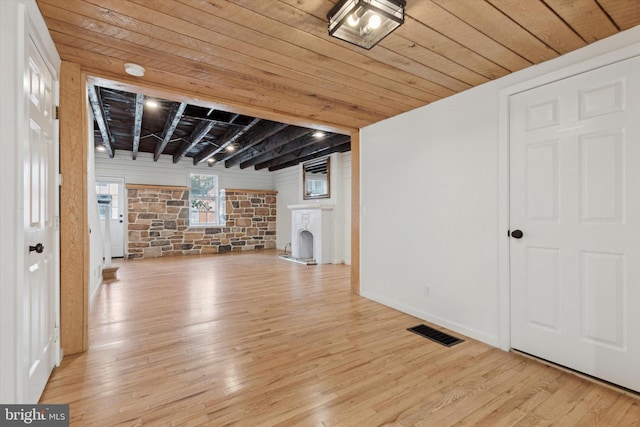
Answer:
[{"left": 289, "top": 204, "right": 334, "bottom": 264}]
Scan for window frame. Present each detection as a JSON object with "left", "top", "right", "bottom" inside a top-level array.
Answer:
[{"left": 188, "top": 172, "right": 221, "bottom": 227}]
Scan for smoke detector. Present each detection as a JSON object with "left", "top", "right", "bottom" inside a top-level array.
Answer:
[{"left": 124, "top": 63, "right": 145, "bottom": 77}]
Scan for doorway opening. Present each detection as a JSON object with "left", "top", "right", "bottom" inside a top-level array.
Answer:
[{"left": 96, "top": 177, "right": 125, "bottom": 258}]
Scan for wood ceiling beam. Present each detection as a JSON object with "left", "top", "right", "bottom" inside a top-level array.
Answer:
[
  {"left": 154, "top": 102, "right": 187, "bottom": 161},
  {"left": 223, "top": 124, "right": 308, "bottom": 168},
  {"left": 132, "top": 93, "right": 143, "bottom": 160},
  {"left": 87, "top": 84, "right": 114, "bottom": 157},
  {"left": 220, "top": 122, "right": 291, "bottom": 168},
  {"left": 267, "top": 140, "right": 351, "bottom": 172},
  {"left": 256, "top": 134, "right": 350, "bottom": 171},
  {"left": 194, "top": 115, "right": 258, "bottom": 165},
  {"left": 172, "top": 119, "right": 216, "bottom": 163},
  {"left": 238, "top": 131, "right": 318, "bottom": 169}
]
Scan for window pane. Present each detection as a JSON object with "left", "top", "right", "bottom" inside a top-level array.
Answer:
[
  {"left": 190, "top": 174, "right": 217, "bottom": 197},
  {"left": 96, "top": 183, "right": 108, "bottom": 195},
  {"left": 189, "top": 173, "right": 219, "bottom": 225}
]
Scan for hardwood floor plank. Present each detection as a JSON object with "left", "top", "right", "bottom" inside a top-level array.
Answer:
[
  {"left": 572, "top": 387, "right": 628, "bottom": 426},
  {"left": 598, "top": 396, "right": 640, "bottom": 426},
  {"left": 40, "top": 251, "right": 638, "bottom": 425}
]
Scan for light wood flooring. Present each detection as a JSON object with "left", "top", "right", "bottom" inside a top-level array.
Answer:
[{"left": 41, "top": 250, "right": 639, "bottom": 426}]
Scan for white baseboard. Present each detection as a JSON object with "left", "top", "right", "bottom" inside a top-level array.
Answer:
[{"left": 360, "top": 290, "right": 501, "bottom": 348}]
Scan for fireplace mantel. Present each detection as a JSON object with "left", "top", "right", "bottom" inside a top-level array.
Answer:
[
  {"left": 287, "top": 204, "right": 335, "bottom": 211},
  {"left": 288, "top": 204, "right": 334, "bottom": 264}
]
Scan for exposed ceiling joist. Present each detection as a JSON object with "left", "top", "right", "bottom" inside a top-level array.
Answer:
[
  {"left": 154, "top": 102, "right": 187, "bottom": 161},
  {"left": 87, "top": 84, "right": 114, "bottom": 158},
  {"left": 260, "top": 134, "right": 351, "bottom": 171},
  {"left": 221, "top": 122, "right": 291, "bottom": 168},
  {"left": 194, "top": 115, "right": 256, "bottom": 166},
  {"left": 224, "top": 125, "right": 312, "bottom": 168},
  {"left": 268, "top": 140, "right": 351, "bottom": 172},
  {"left": 173, "top": 119, "right": 216, "bottom": 164},
  {"left": 88, "top": 86, "right": 347, "bottom": 170},
  {"left": 239, "top": 131, "right": 318, "bottom": 169},
  {"left": 131, "top": 93, "right": 143, "bottom": 160}
]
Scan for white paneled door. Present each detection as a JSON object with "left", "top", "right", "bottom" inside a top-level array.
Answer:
[
  {"left": 24, "top": 36, "right": 58, "bottom": 403},
  {"left": 510, "top": 56, "right": 640, "bottom": 392}
]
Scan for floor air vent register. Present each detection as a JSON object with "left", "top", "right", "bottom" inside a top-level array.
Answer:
[{"left": 407, "top": 324, "right": 464, "bottom": 347}]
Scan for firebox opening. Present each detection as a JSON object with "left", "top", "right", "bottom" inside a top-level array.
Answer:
[{"left": 299, "top": 230, "right": 314, "bottom": 260}]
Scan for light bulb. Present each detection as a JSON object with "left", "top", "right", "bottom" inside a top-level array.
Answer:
[
  {"left": 145, "top": 99, "right": 159, "bottom": 109},
  {"left": 368, "top": 14, "right": 381, "bottom": 30},
  {"left": 347, "top": 14, "right": 359, "bottom": 27}
]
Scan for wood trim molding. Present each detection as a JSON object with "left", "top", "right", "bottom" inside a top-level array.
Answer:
[
  {"left": 350, "top": 131, "right": 360, "bottom": 294},
  {"left": 59, "top": 61, "right": 88, "bottom": 355},
  {"left": 222, "top": 188, "right": 278, "bottom": 195},
  {"left": 125, "top": 186, "right": 278, "bottom": 195},
  {"left": 126, "top": 184, "right": 189, "bottom": 191}
]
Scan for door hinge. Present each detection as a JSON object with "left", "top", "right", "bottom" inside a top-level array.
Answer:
[
  {"left": 55, "top": 106, "right": 59, "bottom": 120},
  {"left": 54, "top": 324, "right": 59, "bottom": 342},
  {"left": 55, "top": 216, "right": 60, "bottom": 231}
]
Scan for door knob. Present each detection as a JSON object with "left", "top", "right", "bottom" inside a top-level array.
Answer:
[
  {"left": 510, "top": 230, "right": 524, "bottom": 239},
  {"left": 29, "top": 243, "right": 44, "bottom": 253}
]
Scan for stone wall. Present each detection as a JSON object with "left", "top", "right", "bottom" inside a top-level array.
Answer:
[{"left": 126, "top": 185, "right": 277, "bottom": 259}]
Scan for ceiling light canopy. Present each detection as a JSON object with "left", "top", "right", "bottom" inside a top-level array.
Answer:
[{"left": 327, "top": 0, "right": 406, "bottom": 50}]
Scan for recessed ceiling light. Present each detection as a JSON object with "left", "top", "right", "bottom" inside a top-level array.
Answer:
[
  {"left": 313, "top": 131, "right": 326, "bottom": 138},
  {"left": 124, "top": 63, "right": 145, "bottom": 77},
  {"left": 145, "top": 99, "right": 159, "bottom": 109}
]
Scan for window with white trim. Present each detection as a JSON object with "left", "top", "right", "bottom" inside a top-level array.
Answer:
[{"left": 189, "top": 173, "right": 221, "bottom": 226}]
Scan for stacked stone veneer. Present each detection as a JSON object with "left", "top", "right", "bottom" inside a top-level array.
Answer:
[{"left": 126, "top": 185, "right": 277, "bottom": 259}]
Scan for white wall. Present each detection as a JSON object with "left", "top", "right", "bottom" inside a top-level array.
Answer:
[
  {"left": 341, "top": 152, "right": 352, "bottom": 265},
  {"left": 272, "top": 166, "right": 298, "bottom": 251},
  {"left": 362, "top": 89, "right": 500, "bottom": 345},
  {"left": 95, "top": 150, "right": 274, "bottom": 189},
  {"left": 87, "top": 108, "right": 103, "bottom": 304},
  {"left": 360, "top": 28, "right": 640, "bottom": 347}
]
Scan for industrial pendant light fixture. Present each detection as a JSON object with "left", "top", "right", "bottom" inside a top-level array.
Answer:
[{"left": 327, "top": 0, "right": 406, "bottom": 50}]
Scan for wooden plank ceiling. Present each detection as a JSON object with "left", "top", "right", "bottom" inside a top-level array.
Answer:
[{"left": 37, "top": 0, "right": 640, "bottom": 170}]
